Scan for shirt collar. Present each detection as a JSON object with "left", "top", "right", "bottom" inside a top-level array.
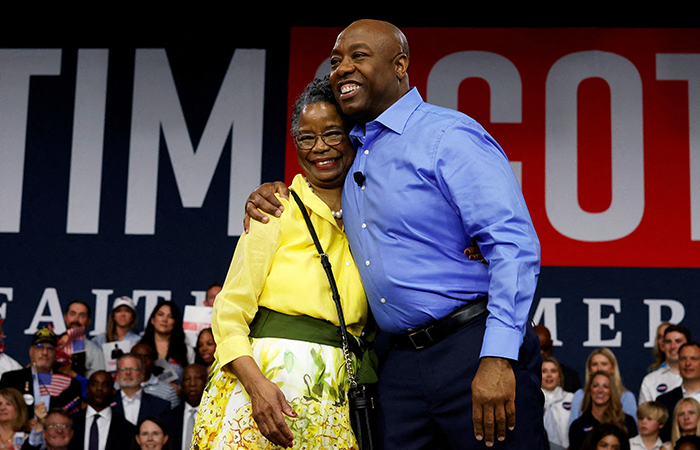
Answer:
[
  {"left": 542, "top": 386, "right": 565, "bottom": 404},
  {"left": 351, "top": 87, "right": 423, "bottom": 139},
  {"left": 31, "top": 366, "right": 53, "bottom": 377},
  {"left": 289, "top": 174, "right": 341, "bottom": 229},
  {"left": 86, "top": 404, "right": 112, "bottom": 421},
  {"left": 682, "top": 384, "right": 700, "bottom": 397},
  {"left": 121, "top": 388, "right": 143, "bottom": 402}
]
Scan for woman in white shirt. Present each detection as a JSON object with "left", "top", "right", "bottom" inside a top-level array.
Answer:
[{"left": 542, "top": 356, "right": 575, "bottom": 450}]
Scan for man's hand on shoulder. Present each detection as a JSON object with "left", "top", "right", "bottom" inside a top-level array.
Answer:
[
  {"left": 472, "top": 357, "right": 515, "bottom": 447},
  {"left": 243, "top": 181, "right": 289, "bottom": 233}
]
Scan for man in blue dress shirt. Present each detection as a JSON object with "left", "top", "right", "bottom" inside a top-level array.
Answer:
[{"left": 247, "top": 19, "right": 544, "bottom": 450}]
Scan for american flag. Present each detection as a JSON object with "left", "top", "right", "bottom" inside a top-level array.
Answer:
[
  {"left": 56, "top": 326, "right": 86, "bottom": 363},
  {"left": 38, "top": 373, "right": 72, "bottom": 397}
]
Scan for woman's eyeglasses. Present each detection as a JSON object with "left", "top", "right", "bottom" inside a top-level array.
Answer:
[{"left": 295, "top": 131, "right": 344, "bottom": 150}]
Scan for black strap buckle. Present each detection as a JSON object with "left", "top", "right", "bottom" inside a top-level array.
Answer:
[{"left": 407, "top": 326, "right": 436, "bottom": 350}]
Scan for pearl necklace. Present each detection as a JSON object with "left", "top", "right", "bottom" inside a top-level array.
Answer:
[{"left": 305, "top": 178, "right": 343, "bottom": 219}]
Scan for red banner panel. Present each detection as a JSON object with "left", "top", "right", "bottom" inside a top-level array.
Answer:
[{"left": 286, "top": 27, "right": 700, "bottom": 268}]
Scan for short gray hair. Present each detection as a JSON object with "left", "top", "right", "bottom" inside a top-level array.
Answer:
[
  {"left": 117, "top": 353, "right": 144, "bottom": 371},
  {"left": 290, "top": 75, "right": 352, "bottom": 136}
]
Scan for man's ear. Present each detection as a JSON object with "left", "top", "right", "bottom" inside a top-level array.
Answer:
[{"left": 395, "top": 53, "right": 409, "bottom": 80}]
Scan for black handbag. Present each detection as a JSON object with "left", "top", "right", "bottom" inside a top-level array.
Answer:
[{"left": 289, "top": 189, "right": 377, "bottom": 450}]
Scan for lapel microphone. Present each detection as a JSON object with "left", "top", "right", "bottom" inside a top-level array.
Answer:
[{"left": 353, "top": 171, "right": 365, "bottom": 187}]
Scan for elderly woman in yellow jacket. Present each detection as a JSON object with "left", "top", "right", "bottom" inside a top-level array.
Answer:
[{"left": 192, "top": 76, "right": 367, "bottom": 450}]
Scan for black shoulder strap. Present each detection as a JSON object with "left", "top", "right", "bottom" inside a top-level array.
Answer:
[
  {"left": 289, "top": 189, "right": 352, "bottom": 341},
  {"left": 290, "top": 189, "right": 325, "bottom": 256}
]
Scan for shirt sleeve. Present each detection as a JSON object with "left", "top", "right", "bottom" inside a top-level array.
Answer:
[
  {"left": 27, "top": 428, "right": 43, "bottom": 447},
  {"left": 211, "top": 208, "right": 283, "bottom": 367},
  {"left": 85, "top": 339, "right": 106, "bottom": 376},
  {"left": 622, "top": 390, "right": 638, "bottom": 424},
  {"left": 435, "top": 120, "right": 541, "bottom": 360},
  {"left": 638, "top": 376, "right": 651, "bottom": 405},
  {"left": 569, "top": 389, "right": 584, "bottom": 425}
]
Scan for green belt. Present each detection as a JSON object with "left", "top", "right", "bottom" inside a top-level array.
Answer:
[{"left": 249, "top": 307, "right": 378, "bottom": 384}]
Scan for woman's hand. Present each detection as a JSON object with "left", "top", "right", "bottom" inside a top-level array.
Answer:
[
  {"left": 248, "top": 377, "right": 296, "bottom": 447},
  {"left": 243, "top": 182, "right": 290, "bottom": 233},
  {"left": 228, "top": 356, "right": 296, "bottom": 448}
]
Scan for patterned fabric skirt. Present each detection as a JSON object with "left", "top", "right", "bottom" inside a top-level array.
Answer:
[{"left": 192, "top": 337, "right": 358, "bottom": 450}]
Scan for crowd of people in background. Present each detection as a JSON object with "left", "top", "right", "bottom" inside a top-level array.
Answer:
[
  {"left": 0, "top": 283, "right": 221, "bottom": 450},
  {"left": 3, "top": 291, "right": 700, "bottom": 450},
  {"left": 538, "top": 322, "right": 700, "bottom": 450}
]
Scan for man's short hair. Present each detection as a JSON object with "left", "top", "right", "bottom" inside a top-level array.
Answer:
[
  {"left": 637, "top": 401, "right": 669, "bottom": 426},
  {"left": 117, "top": 352, "right": 144, "bottom": 371},
  {"left": 46, "top": 407, "right": 73, "bottom": 428},
  {"left": 664, "top": 324, "right": 692, "bottom": 342},
  {"left": 66, "top": 299, "right": 92, "bottom": 318},
  {"left": 206, "top": 282, "right": 222, "bottom": 291},
  {"left": 89, "top": 370, "right": 115, "bottom": 387},
  {"left": 680, "top": 341, "right": 700, "bottom": 355}
]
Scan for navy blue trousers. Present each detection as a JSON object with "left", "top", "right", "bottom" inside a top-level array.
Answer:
[{"left": 375, "top": 314, "right": 546, "bottom": 450}]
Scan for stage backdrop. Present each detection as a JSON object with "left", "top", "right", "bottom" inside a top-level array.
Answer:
[{"left": 1, "top": 27, "right": 699, "bottom": 395}]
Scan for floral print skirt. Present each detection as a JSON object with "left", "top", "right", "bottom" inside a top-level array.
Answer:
[{"left": 192, "top": 337, "right": 358, "bottom": 450}]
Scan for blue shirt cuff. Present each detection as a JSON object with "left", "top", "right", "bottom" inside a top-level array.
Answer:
[{"left": 479, "top": 325, "right": 523, "bottom": 360}]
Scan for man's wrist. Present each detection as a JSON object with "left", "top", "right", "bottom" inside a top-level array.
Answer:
[{"left": 479, "top": 356, "right": 513, "bottom": 367}]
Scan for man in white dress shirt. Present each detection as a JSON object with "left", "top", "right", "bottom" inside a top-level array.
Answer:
[
  {"left": 67, "top": 370, "right": 135, "bottom": 450},
  {"left": 115, "top": 355, "right": 144, "bottom": 425},
  {"left": 112, "top": 354, "right": 170, "bottom": 426},
  {"left": 84, "top": 371, "right": 113, "bottom": 450},
  {"left": 639, "top": 325, "right": 691, "bottom": 404},
  {"left": 164, "top": 364, "right": 207, "bottom": 450},
  {"left": 657, "top": 341, "right": 700, "bottom": 442}
]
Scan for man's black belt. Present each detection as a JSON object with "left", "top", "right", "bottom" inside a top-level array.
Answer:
[{"left": 388, "top": 296, "right": 489, "bottom": 350}]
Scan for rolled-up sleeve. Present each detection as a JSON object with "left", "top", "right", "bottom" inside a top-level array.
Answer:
[{"left": 212, "top": 210, "right": 282, "bottom": 367}]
